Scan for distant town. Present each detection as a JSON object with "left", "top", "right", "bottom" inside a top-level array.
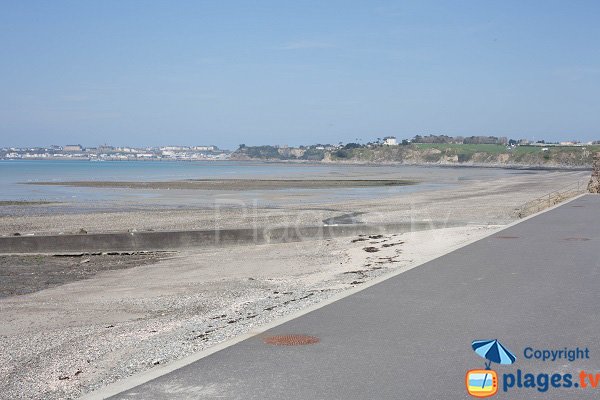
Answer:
[
  {"left": 0, "top": 144, "right": 230, "bottom": 161},
  {"left": 2, "top": 135, "right": 599, "bottom": 162}
]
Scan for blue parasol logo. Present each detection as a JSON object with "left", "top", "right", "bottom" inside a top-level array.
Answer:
[
  {"left": 466, "top": 339, "right": 516, "bottom": 397},
  {"left": 472, "top": 339, "right": 517, "bottom": 369}
]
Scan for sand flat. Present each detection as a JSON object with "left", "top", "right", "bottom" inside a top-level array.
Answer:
[{"left": 24, "top": 179, "right": 417, "bottom": 190}]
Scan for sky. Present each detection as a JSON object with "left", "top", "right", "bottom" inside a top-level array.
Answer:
[{"left": 1, "top": 0, "right": 599, "bottom": 150}]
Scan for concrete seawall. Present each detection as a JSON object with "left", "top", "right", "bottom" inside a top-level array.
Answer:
[{"left": 0, "top": 221, "right": 463, "bottom": 254}]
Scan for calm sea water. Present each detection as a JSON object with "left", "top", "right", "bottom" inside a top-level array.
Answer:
[{"left": 0, "top": 160, "right": 533, "bottom": 209}]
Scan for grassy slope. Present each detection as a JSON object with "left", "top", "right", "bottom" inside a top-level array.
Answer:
[{"left": 332, "top": 144, "right": 600, "bottom": 167}]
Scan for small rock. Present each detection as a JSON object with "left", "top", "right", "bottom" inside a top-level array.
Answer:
[{"left": 363, "top": 247, "right": 379, "bottom": 253}]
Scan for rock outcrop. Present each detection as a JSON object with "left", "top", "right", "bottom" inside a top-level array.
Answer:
[{"left": 588, "top": 153, "right": 600, "bottom": 193}]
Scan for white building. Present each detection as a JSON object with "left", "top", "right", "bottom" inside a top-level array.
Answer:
[
  {"left": 64, "top": 144, "right": 83, "bottom": 152},
  {"left": 193, "top": 145, "right": 216, "bottom": 151},
  {"left": 383, "top": 136, "right": 398, "bottom": 146}
]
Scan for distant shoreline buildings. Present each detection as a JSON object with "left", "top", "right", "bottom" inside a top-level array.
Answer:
[
  {"left": 1, "top": 135, "right": 599, "bottom": 161},
  {"left": 0, "top": 144, "right": 229, "bottom": 161}
]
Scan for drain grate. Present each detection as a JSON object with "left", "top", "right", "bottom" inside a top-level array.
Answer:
[
  {"left": 495, "top": 236, "right": 520, "bottom": 239},
  {"left": 263, "top": 334, "right": 320, "bottom": 346},
  {"left": 563, "top": 237, "right": 591, "bottom": 241}
]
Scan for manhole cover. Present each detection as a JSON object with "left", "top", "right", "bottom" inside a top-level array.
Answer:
[
  {"left": 563, "top": 237, "right": 591, "bottom": 241},
  {"left": 495, "top": 236, "right": 520, "bottom": 239},
  {"left": 263, "top": 334, "right": 320, "bottom": 346}
]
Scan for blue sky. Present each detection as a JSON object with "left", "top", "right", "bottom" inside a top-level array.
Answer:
[{"left": 1, "top": 0, "right": 599, "bottom": 149}]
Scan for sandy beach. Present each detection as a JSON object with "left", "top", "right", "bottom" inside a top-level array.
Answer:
[{"left": 0, "top": 166, "right": 590, "bottom": 400}]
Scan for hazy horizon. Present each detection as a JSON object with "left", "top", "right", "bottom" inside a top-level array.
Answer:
[{"left": 2, "top": 1, "right": 599, "bottom": 149}]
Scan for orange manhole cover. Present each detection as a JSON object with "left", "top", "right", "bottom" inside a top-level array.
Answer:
[{"left": 263, "top": 334, "right": 320, "bottom": 346}]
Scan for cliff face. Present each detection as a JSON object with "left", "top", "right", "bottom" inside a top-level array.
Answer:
[
  {"left": 327, "top": 145, "right": 597, "bottom": 168},
  {"left": 588, "top": 153, "right": 600, "bottom": 193},
  {"left": 230, "top": 144, "right": 599, "bottom": 168}
]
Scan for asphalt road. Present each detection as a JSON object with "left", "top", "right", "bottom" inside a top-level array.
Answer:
[{"left": 106, "top": 195, "right": 600, "bottom": 399}]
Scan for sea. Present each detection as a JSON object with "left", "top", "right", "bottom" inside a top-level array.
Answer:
[{"left": 0, "top": 159, "right": 537, "bottom": 211}]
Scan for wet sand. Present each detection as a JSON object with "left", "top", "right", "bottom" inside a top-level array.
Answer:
[
  {"left": 0, "top": 252, "right": 172, "bottom": 298},
  {"left": 24, "top": 179, "right": 416, "bottom": 190}
]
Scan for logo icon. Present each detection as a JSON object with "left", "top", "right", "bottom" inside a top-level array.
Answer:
[
  {"left": 466, "top": 339, "right": 516, "bottom": 398},
  {"left": 466, "top": 369, "right": 498, "bottom": 398}
]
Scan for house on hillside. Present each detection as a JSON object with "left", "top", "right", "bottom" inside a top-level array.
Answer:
[{"left": 383, "top": 136, "right": 398, "bottom": 146}]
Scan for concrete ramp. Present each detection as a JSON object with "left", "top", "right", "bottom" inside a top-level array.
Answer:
[{"left": 0, "top": 221, "right": 463, "bottom": 254}]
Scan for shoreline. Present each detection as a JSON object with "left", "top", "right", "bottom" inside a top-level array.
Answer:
[
  {"left": 246, "top": 158, "right": 593, "bottom": 171},
  {"left": 3, "top": 157, "right": 592, "bottom": 171},
  {"left": 0, "top": 167, "right": 592, "bottom": 400},
  {"left": 23, "top": 179, "right": 417, "bottom": 190}
]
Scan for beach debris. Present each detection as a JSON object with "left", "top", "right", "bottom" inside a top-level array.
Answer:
[
  {"left": 343, "top": 269, "right": 368, "bottom": 275},
  {"left": 363, "top": 247, "right": 379, "bottom": 253},
  {"left": 78, "top": 228, "right": 87, "bottom": 234},
  {"left": 368, "top": 234, "right": 384, "bottom": 239},
  {"left": 106, "top": 324, "right": 115, "bottom": 328},
  {"left": 58, "top": 375, "right": 70, "bottom": 380},
  {"left": 382, "top": 242, "right": 404, "bottom": 247},
  {"left": 74, "top": 370, "right": 83, "bottom": 376},
  {"left": 351, "top": 237, "right": 368, "bottom": 242},
  {"left": 79, "top": 258, "right": 91, "bottom": 264},
  {"left": 13, "top": 233, "right": 21, "bottom": 236},
  {"left": 350, "top": 280, "right": 364, "bottom": 285},
  {"left": 152, "top": 360, "right": 161, "bottom": 365},
  {"left": 375, "top": 256, "right": 400, "bottom": 264}
]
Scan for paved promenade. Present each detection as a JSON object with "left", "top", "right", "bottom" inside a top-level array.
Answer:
[{"left": 97, "top": 195, "right": 600, "bottom": 399}]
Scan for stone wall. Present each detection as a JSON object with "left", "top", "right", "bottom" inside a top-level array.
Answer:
[{"left": 589, "top": 153, "right": 600, "bottom": 193}]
